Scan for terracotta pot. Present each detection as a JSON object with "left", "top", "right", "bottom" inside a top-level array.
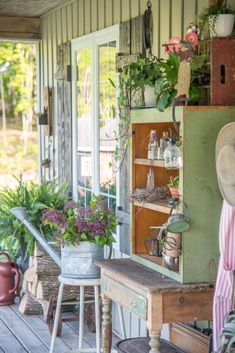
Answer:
[{"left": 169, "top": 187, "right": 180, "bottom": 198}]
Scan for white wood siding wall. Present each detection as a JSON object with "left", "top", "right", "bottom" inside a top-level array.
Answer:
[{"left": 40, "top": 0, "right": 235, "bottom": 338}]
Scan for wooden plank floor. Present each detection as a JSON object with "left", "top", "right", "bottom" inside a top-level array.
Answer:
[{"left": 0, "top": 302, "right": 119, "bottom": 353}]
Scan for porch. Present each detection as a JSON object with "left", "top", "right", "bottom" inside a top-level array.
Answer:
[
  {"left": 0, "top": 301, "right": 119, "bottom": 353},
  {"left": 0, "top": 0, "right": 235, "bottom": 353}
]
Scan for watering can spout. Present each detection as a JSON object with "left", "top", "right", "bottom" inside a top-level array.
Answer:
[
  {"left": 10, "top": 207, "right": 27, "bottom": 222},
  {"left": 10, "top": 207, "right": 61, "bottom": 268}
]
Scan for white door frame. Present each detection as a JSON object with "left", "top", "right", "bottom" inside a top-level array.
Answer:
[{"left": 71, "top": 24, "right": 119, "bottom": 201}]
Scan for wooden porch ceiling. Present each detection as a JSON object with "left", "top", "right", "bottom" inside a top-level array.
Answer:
[{"left": 0, "top": 0, "right": 71, "bottom": 17}]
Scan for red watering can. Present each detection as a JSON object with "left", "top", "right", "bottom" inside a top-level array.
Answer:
[{"left": 0, "top": 252, "right": 20, "bottom": 306}]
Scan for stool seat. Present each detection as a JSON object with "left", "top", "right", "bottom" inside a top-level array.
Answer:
[{"left": 59, "top": 275, "right": 101, "bottom": 286}]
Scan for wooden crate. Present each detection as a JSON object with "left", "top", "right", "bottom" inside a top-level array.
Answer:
[
  {"left": 130, "top": 106, "right": 235, "bottom": 283},
  {"left": 198, "top": 38, "right": 235, "bottom": 106},
  {"left": 170, "top": 323, "right": 210, "bottom": 353},
  {"left": 211, "top": 38, "right": 235, "bottom": 105}
]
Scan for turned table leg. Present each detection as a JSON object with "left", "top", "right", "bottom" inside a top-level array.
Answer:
[
  {"left": 101, "top": 294, "right": 112, "bottom": 353},
  {"left": 149, "top": 330, "right": 161, "bottom": 353}
]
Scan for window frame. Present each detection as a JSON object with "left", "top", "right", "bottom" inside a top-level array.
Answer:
[{"left": 71, "top": 25, "right": 120, "bottom": 247}]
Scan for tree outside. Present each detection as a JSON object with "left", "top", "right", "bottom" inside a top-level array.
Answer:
[{"left": 0, "top": 42, "right": 38, "bottom": 187}]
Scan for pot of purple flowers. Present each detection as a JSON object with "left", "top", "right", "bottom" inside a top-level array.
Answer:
[{"left": 41, "top": 196, "right": 116, "bottom": 279}]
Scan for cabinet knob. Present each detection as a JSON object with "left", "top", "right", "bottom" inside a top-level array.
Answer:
[{"left": 131, "top": 301, "right": 137, "bottom": 308}]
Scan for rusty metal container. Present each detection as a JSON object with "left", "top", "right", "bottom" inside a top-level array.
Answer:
[{"left": 0, "top": 253, "right": 20, "bottom": 306}]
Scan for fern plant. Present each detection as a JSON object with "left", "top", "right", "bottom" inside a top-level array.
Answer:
[{"left": 0, "top": 177, "right": 69, "bottom": 258}]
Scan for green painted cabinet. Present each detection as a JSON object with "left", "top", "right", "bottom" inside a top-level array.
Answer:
[{"left": 130, "top": 106, "right": 235, "bottom": 283}]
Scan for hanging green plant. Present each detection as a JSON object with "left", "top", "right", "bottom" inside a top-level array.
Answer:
[
  {"left": 109, "top": 56, "right": 161, "bottom": 164},
  {"left": 109, "top": 33, "right": 207, "bottom": 164}
]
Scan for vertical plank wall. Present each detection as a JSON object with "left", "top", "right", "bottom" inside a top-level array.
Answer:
[{"left": 40, "top": 0, "right": 235, "bottom": 339}]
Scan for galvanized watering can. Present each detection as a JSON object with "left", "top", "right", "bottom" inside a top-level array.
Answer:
[
  {"left": 10, "top": 207, "right": 108, "bottom": 279},
  {"left": 167, "top": 202, "right": 190, "bottom": 233}
]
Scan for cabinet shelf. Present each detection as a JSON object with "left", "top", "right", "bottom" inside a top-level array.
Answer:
[
  {"left": 134, "top": 201, "right": 171, "bottom": 214},
  {"left": 134, "top": 158, "right": 165, "bottom": 167}
]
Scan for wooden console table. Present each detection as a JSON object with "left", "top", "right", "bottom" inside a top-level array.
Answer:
[{"left": 96, "top": 259, "right": 214, "bottom": 353}]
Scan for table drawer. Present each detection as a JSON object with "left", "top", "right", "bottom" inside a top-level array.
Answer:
[{"left": 101, "top": 275, "right": 147, "bottom": 319}]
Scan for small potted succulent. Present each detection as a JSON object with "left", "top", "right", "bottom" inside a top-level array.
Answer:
[
  {"left": 199, "top": 1, "right": 235, "bottom": 38},
  {"left": 167, "top": 176, "right": 180, "bottom": 198}
]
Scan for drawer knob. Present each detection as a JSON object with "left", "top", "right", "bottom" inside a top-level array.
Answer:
[{"left": 178, "top": 297, "right": 185, "bottom": 304}]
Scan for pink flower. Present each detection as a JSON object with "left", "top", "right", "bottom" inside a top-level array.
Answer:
[
  {"left": 167, "top": 36, "right": 182, "bottom": 53},
  {"left": 184, "top": 32, "right": 198, "bottom": 49}
]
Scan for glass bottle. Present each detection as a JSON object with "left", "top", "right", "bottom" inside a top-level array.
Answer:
[
  {"left": 159, "top": 132, "right": 169, "bottom": 160},
  {"left": 147, "top": 130, "right": 158, "bottom": 160},
  {"left": 164, "top": 140, "right": 182, "bottom": 169},
  {"left": 146, "top": 167, "right": 155, "bottom": 191}
]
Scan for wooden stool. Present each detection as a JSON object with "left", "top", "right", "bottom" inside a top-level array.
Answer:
[{"left": 50, "top": 276, "right": 101, "bottom": 353}]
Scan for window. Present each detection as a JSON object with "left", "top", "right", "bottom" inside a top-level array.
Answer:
[{"left": 71, "top": 25, "right": 119, "bottom": 216}]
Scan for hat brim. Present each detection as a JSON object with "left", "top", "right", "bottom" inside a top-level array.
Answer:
[{"left": 216, "top": 122, "right": 235, "bottom": 207}]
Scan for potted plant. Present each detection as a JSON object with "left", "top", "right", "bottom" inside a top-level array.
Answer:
[
  {"left": 154, "top": 33, "right": 207, "bottom": 111},
  {"left": 167, "top": 176, "right": 180, "bottom": 198},
  {"left": 199, "top": 2, "right": 235, "bottom": 38},
  {"left": 41, "top": 196, "right": 116, "bottom": 279}
]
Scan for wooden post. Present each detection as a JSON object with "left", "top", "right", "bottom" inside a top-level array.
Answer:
[
  {"left": 101, "top": 294, "right": 112, "bottom": 353},
  {"left": 149, "top": 331, "right": 161, "bottom": 353}
]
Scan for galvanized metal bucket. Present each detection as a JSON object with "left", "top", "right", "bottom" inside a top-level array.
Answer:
[{"left": 61, "top": 242, "right": 104, "bottom": 279}]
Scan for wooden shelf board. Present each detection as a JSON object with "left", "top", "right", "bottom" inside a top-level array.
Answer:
[
  {"left": 134, "top": 158, "right": 165, "bottom": 167},
  {"left": 136, "top": 253, "right": 180, "bottom": 274},
  {"left": 137, "top": 252, "right": 163, "bottom": 266},
  {"left": 133, "top": 200, "right": 171, "bottom": 214}
]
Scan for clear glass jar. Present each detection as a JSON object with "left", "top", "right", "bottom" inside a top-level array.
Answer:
[{"left": 164, "top": 142, "right": 182, "bottom": 169}]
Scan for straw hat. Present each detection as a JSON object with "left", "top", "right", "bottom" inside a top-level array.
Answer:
[{"left": 216, "top": 122, "right": 235, "bottom": 207}]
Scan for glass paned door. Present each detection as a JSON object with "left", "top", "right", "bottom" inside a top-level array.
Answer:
[
  {"left": 76, "top": 48, "right": 92, "bottom": 206},
  {"left": 99, "top": 41, "right": 117, "bottom": 212},
  {"left": 72, "top": 26, "right": 119, "bottom": 213}
]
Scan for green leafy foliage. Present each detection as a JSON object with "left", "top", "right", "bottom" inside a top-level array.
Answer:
[
  {"left": 111, "top": 56, "right": 161, "bottom": 163},
  {"left": 154, "top": 52, "right": 207, "bottom": 111},
  {"left": 41, "top": 195, "right": 116, "bottom": 247},
  {"left": 0, "top": 177, "right": 69, "bottom": 257},
  {"left": 0, "top": 43, "right": 36, "bottom": 119},
  {"left": 167, "top": 176, "right": 179, "bottom": 188}
]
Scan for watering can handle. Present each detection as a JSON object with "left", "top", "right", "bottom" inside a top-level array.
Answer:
[
  {"left": 106, "top": 244, "right": 113, "bottom": 260},
  {"left": 9, "top": 267, "right": 20, "bottom": 295},
  {"left": 169, "top": 201, "right": 189, "bottom": 218},
  {"left": 0, "top": 252, "right": 11, "bottom": 263}
]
